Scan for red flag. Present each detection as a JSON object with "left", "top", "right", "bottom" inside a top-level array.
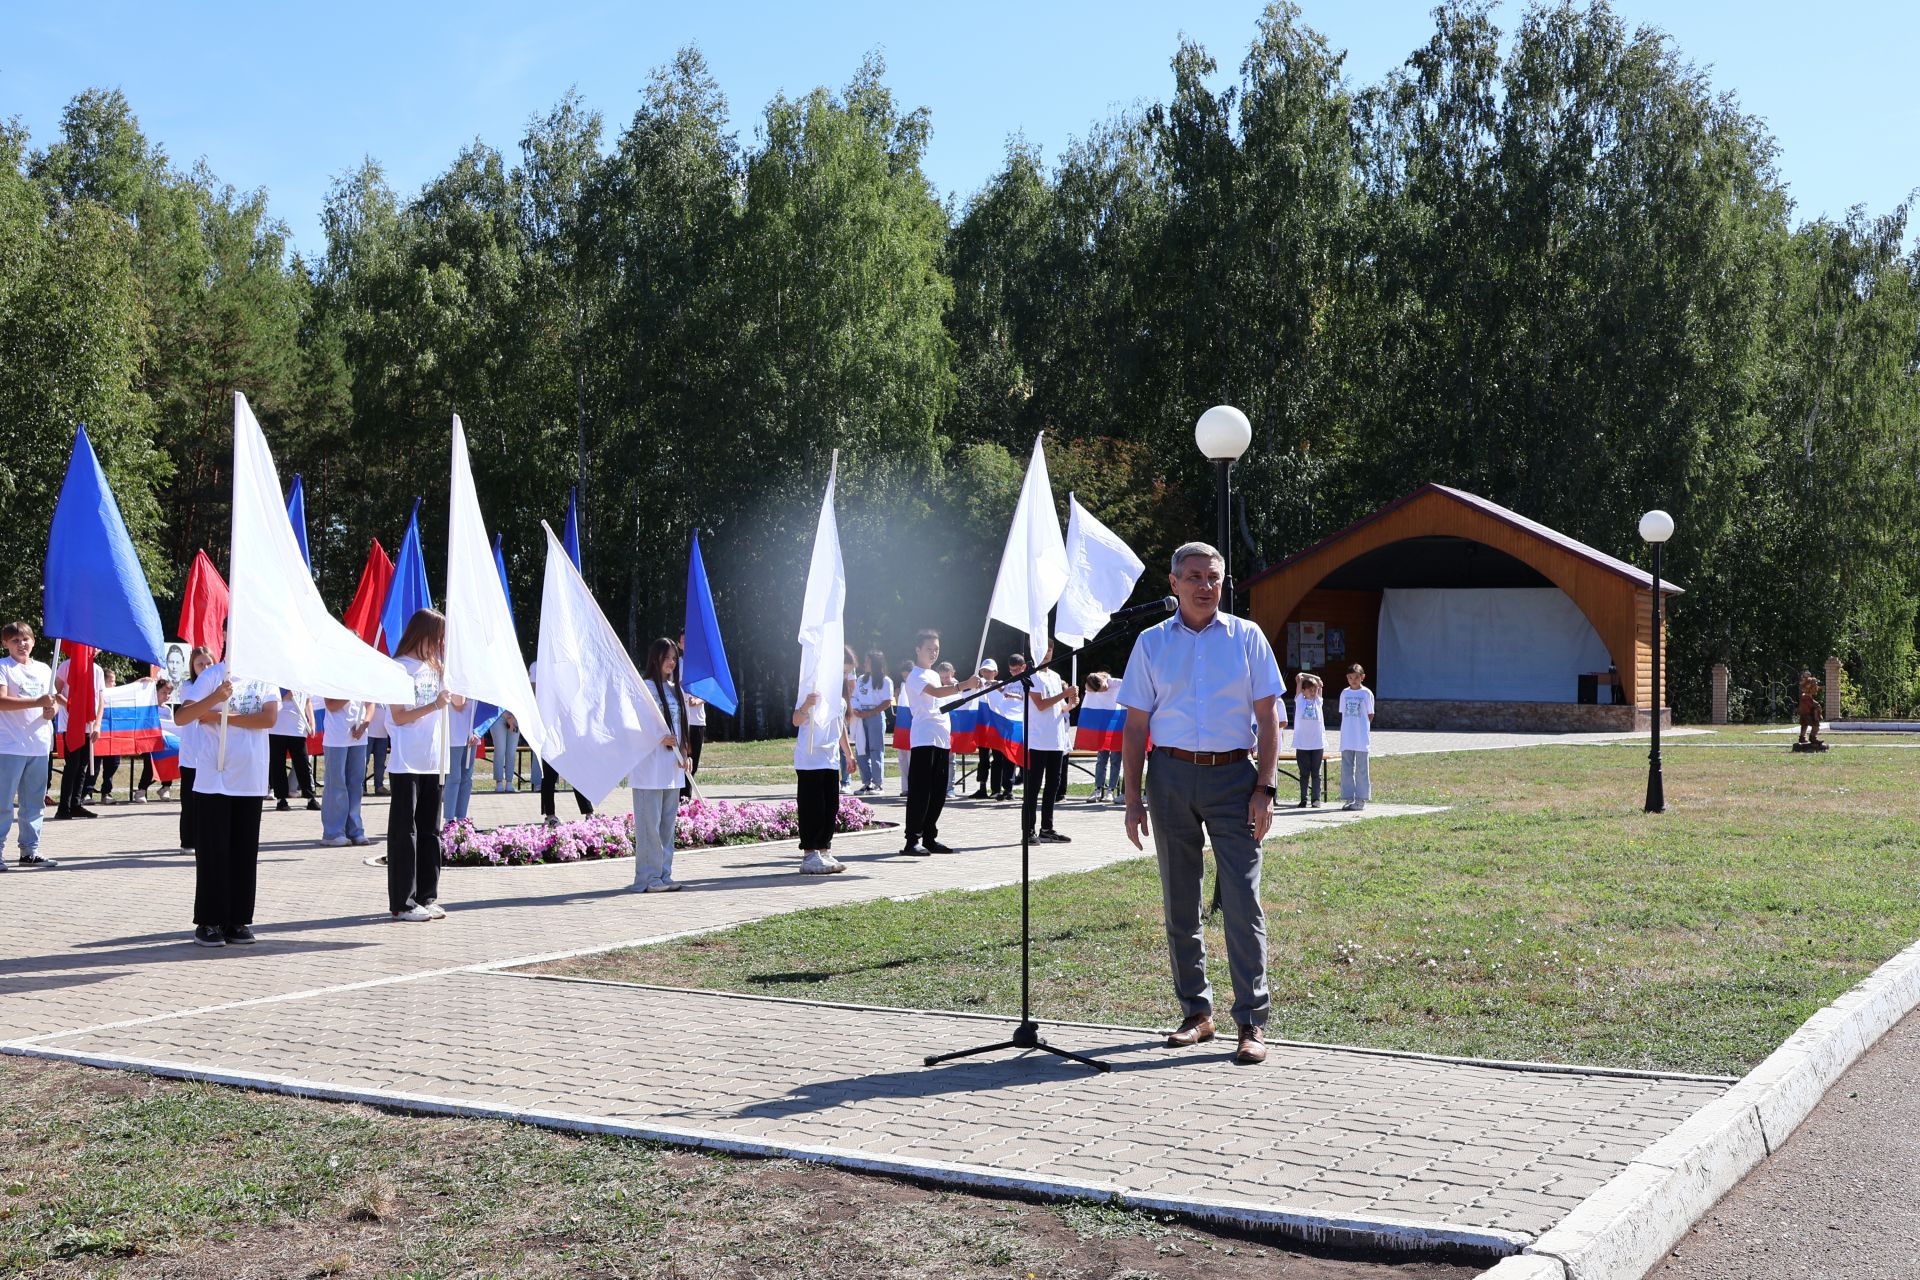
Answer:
[
  {"left": 58, "top": 642, "right": 97, "bottom": 756},
  {"left": 178, "top": 550, "right": 230, "bottom": 661},
  {"left": 343, "top": 538, "right": 395, "bottom": 649}
]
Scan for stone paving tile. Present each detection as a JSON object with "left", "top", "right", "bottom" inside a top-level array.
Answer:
[
  {"left": 0, "top": 765, "right": 1728, "bottom": 1247},
  {"left": 33, "top": 970, "right": 1726, "bottom": 1239}
]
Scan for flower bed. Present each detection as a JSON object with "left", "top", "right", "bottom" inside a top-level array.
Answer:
[{"left": 440, "top": 796, "right": 883, "bottom": 867}]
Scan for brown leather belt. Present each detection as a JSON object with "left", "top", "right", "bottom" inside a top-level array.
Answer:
[{"left": 1158, "top": 746, "right": 1249, "bottom": 767}]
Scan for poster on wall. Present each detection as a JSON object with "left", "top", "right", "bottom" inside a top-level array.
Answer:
[
  {"left": 1286, "top": 622, "right": 1300, "bottom": 668},
  {"left": 1328, "top": 627, "right": 1346, "bottom": 659},
  {"left": 1300, "top": 621, "right": 1325, "bottom": 645},
  {"left": 1301, "top": 642, "right": 1326, "bottom": 669}
]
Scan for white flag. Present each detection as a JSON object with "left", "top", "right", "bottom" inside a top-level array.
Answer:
[
  {"left": 534, "top": 523, "right": 672, "bottom": 808},
  {"left": 446, "top": 414, "right": 548, "bottom": 760},
  {"left": 795, "top": 453, "right": 846, "bottom": 732},
  {"left": 1055, "top": 493, "right": 1146, "bottom": 647},
  {"left": 228, "top": 392, "right": 412, "bottom": 704},
  {"left": 986, "top": 433, "right": 1070, "bottom": 659}
]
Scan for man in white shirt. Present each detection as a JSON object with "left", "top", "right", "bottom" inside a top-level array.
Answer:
[
  {"left": 902, "top": 629, "right": 981, "bottom": 856},
  {"left": 0, "top": 622, "right": 63, "bottom": 867},
  {"left": 1121, "top": 542, "right": 1284, "bottom": 1065}
]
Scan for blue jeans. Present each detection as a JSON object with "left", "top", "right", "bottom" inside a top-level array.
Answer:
[
  {"left": 855, "top": 714, "right": 887, "bottom": 790},
  {"left": 443, "top": 745, "right": 476, "bottom": 823},
  {"left": 490, "top": 719, "right": 519, "bottom": 790},
  {"left": 322, "top": 744, "right": 367, "bottom": 842},
  {"left": 368, "top": 738, "right": 389, "bottom": 790},
  {"left": 631, "top": 787, "right": 678, "bottom": 889},
  {"left": 1094, "top": 750, "right": 1120, "bottom": 791},
  {"left": 0, "top": 752, "right": 50, "bottom": 856}
]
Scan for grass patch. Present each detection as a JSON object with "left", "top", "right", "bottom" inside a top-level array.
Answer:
[
  {"left": 539, "top": 740, "right": 1920, "bottom": 1076},
  {"left": 0, "top": 1059, "right": 1468, "bottom": 1279}
]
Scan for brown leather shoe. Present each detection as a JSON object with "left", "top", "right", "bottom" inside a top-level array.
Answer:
[
  {"left": 1234, "top": 1024, "right": 1267, "bottom": 1065},
  {"left": 1165, "top": 1014, "right": 1215, "bottom": 1048}
]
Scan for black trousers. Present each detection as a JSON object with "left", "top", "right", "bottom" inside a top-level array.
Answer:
[
  {"left": 193, "top": 792, "right": 262, "bottom": 926},
  {"left": 56, "top": 742, "right": 92, "bottom": 815},
  {"left": 681, "top": 726, "right": 707, "bottom": 799},
  {"left": 387, "top": 773, "right": 443, "bottom": 914},
  {"left": 1295, "top": 748, "right": 1325, "bottom": 804},
  {"left": 796, "top": 768, "right": 839, "bottom": 850},
  {"left": 905, "top": 746, "right": 950, "bottom": 846},
  {"left": 1022, "top": 750, "right": 1065, "bottom": 834},
  {"left": 540, "top": 759, "right": 594, "bottom": 818},
  {"left": 179, "top": 765, "right": 198, "bottom": 849},
  {"left": 268, "top": 733, "right": 315, "bottom": 800}
]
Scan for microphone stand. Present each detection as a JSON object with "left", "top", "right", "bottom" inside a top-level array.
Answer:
[{"left": 920, "top": 599, "right": 1172, "bottom": 1075}]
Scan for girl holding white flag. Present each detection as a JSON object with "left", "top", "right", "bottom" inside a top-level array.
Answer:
[
  {"left": 384, "top": 609, "right": 456, "bottom": 922},
  {"left": 631, "top": 638, "right": 687, "bottom": 893},
  {"left": 793, "top": 644, "right": 857, "bottom": 874}
]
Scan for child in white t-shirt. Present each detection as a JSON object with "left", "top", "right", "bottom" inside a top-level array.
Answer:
[
  {"left": 1290, "top": 672, "right": 1327, "bottom": 808},
  {"left": 1337, "top": 664, "right": 1376, "bottom": 810}
]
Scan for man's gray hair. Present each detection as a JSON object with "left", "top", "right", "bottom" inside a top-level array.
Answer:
[{"left": 1170, "top": 541, "right": 1224, "bottom": 574}]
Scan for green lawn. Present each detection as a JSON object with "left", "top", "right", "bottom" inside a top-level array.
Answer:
[
  {"left": 540, "top": 735, "right": 1920, "bottom": 1077},
  {"left": 0, "top": 1058, "right": 1466, "bottom": 1280}
]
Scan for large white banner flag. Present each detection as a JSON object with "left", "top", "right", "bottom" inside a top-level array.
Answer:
[
  {"left": 795, "top": 452, "right": 846, "bottom": 734},
  {"left": 228, "top": 392, "right": 412, "bottom": 704},
  {"left": 446, "top": 414, "right": 548, "bottom": 760},
  {"left": 986, "top": 433, "right": 1069, "bottom": 660},
  {"left": 1055, "top": 492, "right": 1145, "bottom": 647},
  {"left": 534, "top": 522, "right": 670, "bottom": 807}
]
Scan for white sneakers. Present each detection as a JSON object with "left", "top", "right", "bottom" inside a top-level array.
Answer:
[
  {"left": 321, "top": 836, "right": 350, "bottom": 848},
  {"left": 391, "top": 905, "right": 433, "bottom": 922},
  {"left": 799, "top": 850, "right": 846, "bottom": 875}
]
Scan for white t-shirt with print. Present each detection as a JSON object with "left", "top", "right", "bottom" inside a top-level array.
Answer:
[
  {"left": 0, "top": 657, "right": 55, "bottom": 757},
  {"left": 1337, "top": 685, "right": 1376, "bottom": 752},
  {"left": 386, "top": 657, "right": 447, "bottom": 775},
  {"left": 187, "top": 663, "right": 279, "bottom": 797},
  {"left": 53, "top": 659, "right": 104, "bottom": 735},
  {"left": 1292, "top": 695, "right": 1326, "bottom": 751}
]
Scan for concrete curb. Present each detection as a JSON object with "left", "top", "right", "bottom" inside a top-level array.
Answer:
[
  {"left": 3, "top": 1042, "right": 1531, "bottom": 1261},
  {"left": 1518, "top": 935, "right": 1920, "bottom": 1280}
]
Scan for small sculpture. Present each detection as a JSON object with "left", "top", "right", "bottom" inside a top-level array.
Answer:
[{"left": 1792, "top": 671, "right": 1829, "bottom": 753}]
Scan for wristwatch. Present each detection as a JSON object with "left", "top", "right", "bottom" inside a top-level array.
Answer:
[{"left": 1259, "top": 784, "right": 1278, "bottom": 800}]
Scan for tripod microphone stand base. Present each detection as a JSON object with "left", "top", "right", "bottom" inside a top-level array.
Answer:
[{"left": 923, "top": 1020, "right": 1111, "bottom": 1072}]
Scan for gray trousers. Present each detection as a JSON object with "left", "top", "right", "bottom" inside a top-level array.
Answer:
[
  {"left": 1341, "top": 750, "right": 1371, "bottom": 805},
  {"left": 1145, "top": 750, "right": 1270, "bottom": 1027}
]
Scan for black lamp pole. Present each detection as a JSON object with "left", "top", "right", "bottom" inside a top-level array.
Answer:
[{"left": 1645, "top": 540, "right": 1665, "bottom": 813}]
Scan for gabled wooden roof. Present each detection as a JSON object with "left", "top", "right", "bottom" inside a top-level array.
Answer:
[{"left": 1243, "top": 483, "right": 1683, "bottom": 595}]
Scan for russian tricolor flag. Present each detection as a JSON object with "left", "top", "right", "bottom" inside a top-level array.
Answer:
[
  {"left": 1074, "top": 688, "right": 1126, "bottom": 753},
  {"left": 891, "top": 703, "right": 912, "bottom": 749},
  {"left": 978, "top": 695, "right": 1027, "bottom": 767},
  {"left": 95, "top": 683, "right": 164, "bottom": 756},
  {"left": 949, "top": 701, "right": 979, "bottom": 755}
]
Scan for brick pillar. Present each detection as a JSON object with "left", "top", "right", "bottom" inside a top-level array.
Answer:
[
  {"left": 1710, "top": 664, "right": 1729, "bottom": 725},
  {"left": 1825, "top": 656, "right": 1843, "bottom": 723}
]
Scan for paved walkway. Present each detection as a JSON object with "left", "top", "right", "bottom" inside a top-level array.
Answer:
[{"left": 2, "top": 776, "right": 1729, "bottom": 1261}]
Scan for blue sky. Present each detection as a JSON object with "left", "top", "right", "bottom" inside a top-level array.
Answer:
[{"left": 6, "top": 1, "right": 1915, "bottom": 256}]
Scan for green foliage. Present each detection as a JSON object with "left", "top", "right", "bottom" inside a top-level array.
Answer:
[{"left": 7, "top": 4, "right": 1920, "bottom": 720}]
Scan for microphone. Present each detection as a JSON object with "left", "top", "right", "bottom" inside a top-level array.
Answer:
[{"left": 1107, "top": 596, "right": 1177, "bottom": 624}]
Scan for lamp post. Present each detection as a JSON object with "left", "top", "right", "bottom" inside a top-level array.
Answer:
[
  {"left": 1195, "top": 405, "right": 1252, "bottom": 611},
  {"left": 1639, "top": 509, "right": 1674, "bottom": 813}
]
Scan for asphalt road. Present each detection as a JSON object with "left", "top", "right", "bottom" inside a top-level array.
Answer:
[{"left": 1646, "top": 1008, "right": 1920, "bottom": 1280}]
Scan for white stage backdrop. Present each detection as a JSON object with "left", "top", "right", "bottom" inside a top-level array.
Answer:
[{"left": 1376, "top": 588, "right": 1612, "bottom": 702}]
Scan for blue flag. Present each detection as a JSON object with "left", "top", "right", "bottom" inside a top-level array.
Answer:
[
  {"left": 563, "top": 487, "right": 582, "bottom": 571},
  {"left": 380, "top": 497, "right": 434, "bottom": 656},
  {"left": 681, "top": 528, "right": 738, "bottom": 715},
  {"left": 43, "top": 424, "right": 167, "bottom": 665},
  {"left": 286, "top": 473, "right": 311, "bottom": 572}
]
